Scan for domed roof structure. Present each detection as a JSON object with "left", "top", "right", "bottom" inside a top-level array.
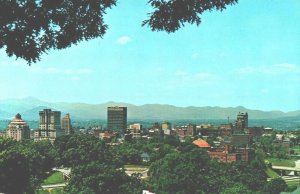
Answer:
[
  {"left": 6, "top": 113, "right": 30, "bottom": 141},
  {"left": 192, "top": 139, "right": 210, "bottom": 148},
  {"left": 9, "top": 113, "right": 28, "bottom": 127}
]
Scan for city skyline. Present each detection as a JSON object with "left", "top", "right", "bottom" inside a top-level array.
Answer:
[{"left": 0, "top": 0, "right": 299, "bottom": 112}]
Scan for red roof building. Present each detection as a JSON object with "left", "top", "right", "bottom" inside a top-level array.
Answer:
[{"left": 192, "top": 139, "right": 210, "bottom": 148}]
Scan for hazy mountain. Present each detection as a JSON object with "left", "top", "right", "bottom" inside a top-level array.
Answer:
[
  {"left": 0, "top": 97, "right": 299, "bottom": 121},
  {"left": 20, "top": 106, "right": 51, "bottom": 121},
  {"left": 0, "top": 110, "right": 13, "bottom": 120},
  {"left": 0, "top": 97, "right": 51, "bottom": 114}
]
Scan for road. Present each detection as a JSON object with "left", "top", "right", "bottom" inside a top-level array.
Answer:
[
  {"left": 41, "top": 183, "right": 66, "bottom": 189},
  {"left": 295, "top": 160, "right": 300, "bottom": 168}
]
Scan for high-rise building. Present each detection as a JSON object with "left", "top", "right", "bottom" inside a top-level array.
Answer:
[
  {"left": 62, "top": 113, "right": 73, "bottom": 135},
  {"left": 6, "top": 113, "right": 30, "bottom": 141},
  {"left": 129, "top": 123, "right": 142, "bottom": 138},
  {"left": 107, "top": 106, "right": 127, "bottom": 134},
  {"left": 161, "top": 121, "right": 171, "bottom": 130},
  {"left": 161, "top": 121, "right": 172, "bottom": 135},
  {"left": 235, "top": 112, "right": 248, "bottom": 131},
  {"left": 34, "top": 109, "right": 63, "bottom": 143},
  {"left": 129, "top": 123, "right": 143, "bottom": 132}
]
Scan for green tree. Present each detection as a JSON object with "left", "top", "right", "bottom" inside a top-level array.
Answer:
[
  {"left": 221, "top": 183, "right": 253, "bottom": 194},
  {"left": 64, "top": 162, "right": 144, "bottom": 194},
  {"left": 273, "top": 146, "right": 289, "bottom": 159},
  {"left": 0, "top": 0, "right": 238, "bottom": 63},
  {"left": 255, "top": 148, "right": 265, "bottom": 164},
  {"left": 148, "top": 148, "right": 214, "bottom": 193},
  {"left": 148, "top": 146, "right": 269, "bottom": 194},
  {"left": 264, "top": 178, "right": 288, "bottom": 194},
  {"left": 32, "top": 140, "right": 56, "bottom": 170},
  {"left": 258, "top": 135, "right": 275, "bottom": 153},
  {"left": 0, "top": 137, "right": 15, "bottom": 150},
  {"left": 54, "top": 134, "right": 121, "bottom": 168},
  {"left": 114, "top": 141, "right": 140, "bottom": 165},
  {"left": 149, "top": 143, "right": 175, "bottom": 162},
  {"left": 164, "top": 135, "right": 180, "bottom": 147},
  {"left": 226, "top": 160, "right": 267, "bottom": 191},
  {"left": 0, "top": 139, "right": 52, "bottom": 194}
]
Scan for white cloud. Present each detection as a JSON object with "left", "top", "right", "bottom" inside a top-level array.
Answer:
[
  {"left": 70, "top": 76, "right": 80, "bottom": 81},
  {"left": 273, "top": 63, "right": 297, "bottom": 69},
  {"left": 175, "top": 70, "right": 188, "bottom": 76},
  {"left": 63, "top": 68, "right": 94, "bottom": 75},
  {"left": 236, "top": 63, "right": 300, "bottom": 75},
  {"left": 235, "top": 67, "right": 256, "bottom": 74},
  {"left": 116, "top": 36, "right": 131, "bottom": 45},
  {"left": 219, "top": 52, "right": 227, "bottom": 57},
  {"left": 260, "top": 89, "right": 269, "bottom": 94},
  {"left": 194, "top": 73, "right": 218, "bottom": 81},
  {"left": 192, "top": 53, "right": 200, "bottom": 59},
  {"left": 29, "top": 66, "right": 94, "bottom": 75},
  {"left": 172, "top": 70, "right": 220, "bottom": 88},
  {"left": 0, "top": 60, "right": 27, "bottom": 67},
  {"left": 0, "top": 60, "right": 94, "bottom": 76}
]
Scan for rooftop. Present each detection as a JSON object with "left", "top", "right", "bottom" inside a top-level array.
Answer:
[{"left": 193, "top": 139, "right": 210, "bottom": 148}]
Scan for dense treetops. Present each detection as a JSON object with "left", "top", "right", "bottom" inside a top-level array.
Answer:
[
  {"left": 0, "top": 134, "right": 290, "bottom": 194},
  {"left": 0, "top": 139, "right": 54, "bottom": 193},
  {"left": 0, "top": 0, "right": 238, "bottom": 64}
]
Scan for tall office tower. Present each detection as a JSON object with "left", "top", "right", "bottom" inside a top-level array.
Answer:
[
  {"left": 62, "top": 113, "right": 73, "bottom": 135},
  {"left": 35, "top": 109, "right": 63, "bottom": 143},
  {"left": 235, "top": 112, "right": 248, "bottom": 131},
  {"left": 107, "top": 106, "right": 127, "bottom": 134},
  {"left": 161, "top": 121, "right": 171, "bottom": 130},
  {"left": 6, "top": 113, "right": 30, "bottom": 141},
  {"left": 161, "top": 121, "right": 172, "bottom": 135}
]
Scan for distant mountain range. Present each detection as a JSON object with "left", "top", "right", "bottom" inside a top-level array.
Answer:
[{"left": 0, "top": 97, "right": 299, "bottom": 121}]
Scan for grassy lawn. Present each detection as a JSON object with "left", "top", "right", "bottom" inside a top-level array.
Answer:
[
  {"left": 286, "top": 183, "right": 299, "bottom": 193},
  {"left": 292, "top": 146, "right": 300, "bottom": 155},
  {"left": 49, "top": 188, "right": 64, "bottom": 194},
  {"left": 36, "top": 190, "right": 49, "bottom": 194},
  {"left": 265, "top": 167, "right": 279, "bottom": 178},
  {"left": 35, "top": 188, "right": 64, "bottom": 194},
  {"left": 286, "top": 180, "right": 300, "bottom": 188},
  {"left": 124, "top": 164, "right": 148, "bottom": 168},
  {"left": 268, "top": 158, "right": 295, "bottom": 167},
  {"left": 42, "top": 171, "right": 65, "bottom": 185}
]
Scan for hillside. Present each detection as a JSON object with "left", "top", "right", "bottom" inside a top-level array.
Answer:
[{"left": 0, "top": 97, "right": 299, "bottom": 121}]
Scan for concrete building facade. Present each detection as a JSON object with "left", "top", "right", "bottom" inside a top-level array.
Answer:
[
  {"left": 62, "top": 113, "right": 73, "bottom": 135},
  {"left": 35, "top": 109, "right": 63, "bottom": 143},
  {"left": 235, "top": 112, "right": 248, "bottom": 131},
  {"left": 6, "top": 113, "right": 30, "bottom": 141}
]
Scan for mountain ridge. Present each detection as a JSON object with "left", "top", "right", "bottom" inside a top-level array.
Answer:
[{"left": 0, "top": 97, "right": 299, "bottom": 121}]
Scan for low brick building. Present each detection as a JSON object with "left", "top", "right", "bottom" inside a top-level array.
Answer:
[
  {"left": 208, "top": 144, "right": 239, "bottom": 163},
  {"left": 175, "top": 123, "right": 196, "bottom": 137},
  {"left": 208, "top": 144, "right": 250, "bottom": 163},
  {"left": 245, "top": 127, "right": 263, "bottom": 138},
  {"left": 231, "top": 133, "right": 251, "bottom": 147}
]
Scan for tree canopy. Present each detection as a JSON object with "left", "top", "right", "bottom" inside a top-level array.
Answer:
[
  {"left": 0, "top": 134, "right": 291, "bottom": 194},
  {"left": 0, "top": 138, "right": 54, "bottom": 194},
  {"left": 0, "top": 0, "right": 238, "bottom": 64}
]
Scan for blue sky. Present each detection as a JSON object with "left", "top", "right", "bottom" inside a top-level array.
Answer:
[{"left": 0, "top": 0, "right": 299, "bottom": 112}]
